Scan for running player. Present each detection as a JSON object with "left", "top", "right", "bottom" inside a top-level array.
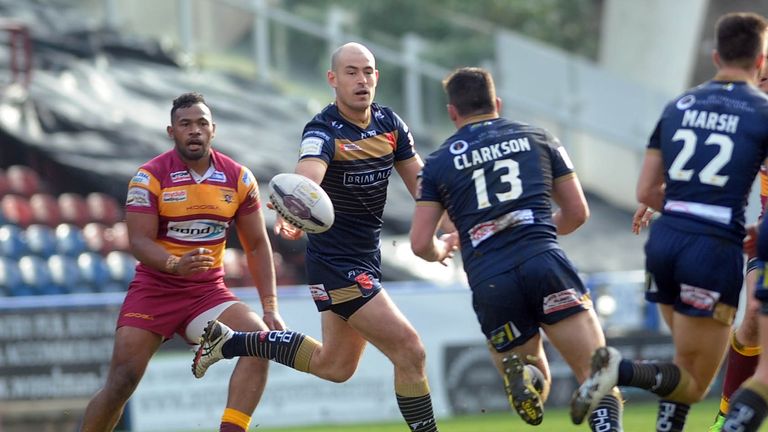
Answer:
[
  {"left": 571, "top": 12, "right": 768, "bottom": 432},
  {"left": 80, "top": 92, "right": 283, "bottom": 432},
  {"left": 192, "top": 43, "right": 441, "bottom": 432},
  {"left": 410, "top": 66, "right": 623, "bottom": 430}
]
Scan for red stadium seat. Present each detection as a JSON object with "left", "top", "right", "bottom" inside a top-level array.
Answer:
[
  {"left": 29, "top": 193, "right": 62, "bottom": 227},
  {"left": 0, "top": 194, "right": 33, "bottom": 227},
  {"left": 58, "top": 192, "right": 90, "bottom": 227},
  {"left": 108, "top": 221, "right": 129, "bottom": 252},
  {"left": 223, "top": 248, "right": 246, "bottom": 287},
  {"left": 86, "top": 192, "right": 122, "bottom": 225},
  {"left": 83, "top": 222, "right": 115, "bottom": 255},
  {"left": 0, "top": 169, "right": 10, "bottom": 197},
  {"left": 6, "top": 165, "right": 40, "bottom": 197}
]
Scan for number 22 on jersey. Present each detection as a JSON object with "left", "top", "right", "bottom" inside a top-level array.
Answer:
[{"left": 669, "top": 128, "right": 733, "bottom": 187}]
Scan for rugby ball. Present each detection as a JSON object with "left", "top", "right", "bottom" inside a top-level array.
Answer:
[{"left": 268, "top": 173, "right": 334, "bottom": 234}]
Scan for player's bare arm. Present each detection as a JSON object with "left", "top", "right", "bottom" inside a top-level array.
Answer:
[
  {"left": 636, "top": 149, "right": 665, "bottom": 212},
  {"left": 411, "top": 203, "right": 459, "bottom": 266},
  {"left": 126, "top": 211, "right": 213, "bottom": 275},
  {"left": 551, "top": 175, "right": 589, "bottom": 235},
  {"left": 236, "top": 206, "right": 285, "bottom": 330}
]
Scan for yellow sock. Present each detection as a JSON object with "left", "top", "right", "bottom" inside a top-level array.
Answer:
[{"left": 221, "top": 407, "right": 251, "bottom": 431}]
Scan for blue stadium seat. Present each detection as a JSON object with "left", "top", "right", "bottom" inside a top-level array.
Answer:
[
  {"left": 55, "top": 223, "right": 87, "bottom": 256},
  {"left": 48, "top": 254, "right": 88, "bottom": 294},
  {"left": 77, "top": 252, "right": 112, "bottom": 292},
  {"left": 18, "top": 255, "right": 59, "bottom": 295},
  {"left": 0, "top": 256, "right": 29, "bottom": 296},
  {"left": 25, "top": 224, "right": 57, "bottom": 258},
  {"left": 105, "top": 250, "right": 136, "bottom": 289},
  {"left": 0, "top": 224, "right": 28, "bottom": 259}
]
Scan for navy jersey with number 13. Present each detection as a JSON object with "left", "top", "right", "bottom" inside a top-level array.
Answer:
[{"left": 418, "top": 115, "right": 574, "bottom": 286}]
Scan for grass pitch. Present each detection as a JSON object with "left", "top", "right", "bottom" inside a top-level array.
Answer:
[{"left": 251, "top": 399, "right": 768, "bottom": 431}]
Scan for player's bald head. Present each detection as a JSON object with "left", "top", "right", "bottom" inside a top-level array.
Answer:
[{"left": 331, "top": 42, "right": 376, "bottom": 72}]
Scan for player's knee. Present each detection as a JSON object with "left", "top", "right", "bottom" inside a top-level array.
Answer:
[
  {"left": 105, "top": 366, "right": 143, "bottom": 400},
  {"left": 394, "top": 334, "right": 427, "bottom": 371},
  {"left": 324, "top": 364, "right": 357, "bottom": 383}
]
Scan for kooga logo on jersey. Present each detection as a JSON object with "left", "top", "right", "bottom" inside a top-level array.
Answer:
[{"left": 167, "top": 220, "right": 229, "bottom": 242}]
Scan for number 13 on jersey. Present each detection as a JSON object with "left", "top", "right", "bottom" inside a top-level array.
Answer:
[{"left": 472, "top": 159, "right": 523, "bottom": 209}]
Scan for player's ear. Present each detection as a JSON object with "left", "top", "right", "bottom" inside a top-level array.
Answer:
[
  {"left": 327, "top": 70, "right": 337, "bottom": 88},
  {"left": 447, "top": 104, "right": 458, "bottom": 123},
  {"left": 166, "top": 125, "right": 173, "bottom": 139},
  {"left": 211, "top": 122, "right": 216, "bottom": 141},
  {"left": 495, "top": 97, "right": 502, "bottom": 113},
  {"left": 712, "top": 49, "right": 722, "bottom": 69}
]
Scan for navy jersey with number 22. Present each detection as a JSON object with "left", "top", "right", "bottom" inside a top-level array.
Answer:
[
  {"left": 418, "top": 115, "right": 574, "bottom": 286},
  {"left": 651, "top": 81, "right": 768, "bottom": 243}
]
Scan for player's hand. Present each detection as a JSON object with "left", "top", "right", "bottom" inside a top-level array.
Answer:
[
  {"left": 262, "top": 311, "right": 286, "bottom": 331},
  {"left": 266, "top": 202, "right": 304, "bottom": 240},
  {"left": 435, "top": 232, "right": 460, "bottom": 266},
  {"left": 176, "top": 248, "right": 214, "bottom": 275},
  {"left": 632, "top": 205, "right": 655, "bottom": 235},
  {"left": 745, "top": 223, "right": 759, "bottom": 259}
]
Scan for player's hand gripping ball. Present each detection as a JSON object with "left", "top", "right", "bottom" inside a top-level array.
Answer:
[{"left": 268, "top": 173, "right": 334, "bottom": 234}]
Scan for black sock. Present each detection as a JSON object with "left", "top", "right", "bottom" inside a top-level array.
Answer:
[
  {"left": 589, "top": 392, "right": 623, "bottom": 432},
  {"left": 656, "top": 400, "right": 689, "bottom": 432},
  {"left": 617, "top": 360, "right": 681, "bottom": 397},
  {"left": 723, "top": 388, "right": 768, "bottom": 432},
  {"left": 223, "top": 330, "right": 318, "bottom": 372},
  {"left": 397, "top": 393, "right": 438, "bottom": 432}
]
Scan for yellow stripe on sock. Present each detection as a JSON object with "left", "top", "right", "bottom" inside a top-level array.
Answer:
[
  {"left": 719, "top": 396, "right": 730, "bottom": 415},
  {"left": 731, "top": 332, "right": 762, "bottom": 356},
  {"left": 293, "top": 335, "right": 320, "bottom": 373},
  {"left": 221, "top": 408, "right": 251, "bottom": 431},
  {"left": 745, "top": 378, "right": 768, "bottom": 401},
  {"left": 395, "top": 377, "right": 430, "bottom": 397},
  {"left": 665, "top": 367, "right": 692, "bottom": 402}
]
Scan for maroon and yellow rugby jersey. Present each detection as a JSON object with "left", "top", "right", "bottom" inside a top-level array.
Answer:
[{"left": 125, "top": 149, "right": 260, "bottom": 287}]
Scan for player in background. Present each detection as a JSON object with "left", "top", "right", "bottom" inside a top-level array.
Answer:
[
  {"left": 80, "top": 93, "right": 284, "bottom": 432},
  {"left": 703, "top": 68, "right": 768, "bottom": 432},
  {"left": 571, "top": 12, "right": 768, "bottom": 432},
  {"left": 410, "top": 67, "right": 623, "bottom": 430},
  {"left": 192, "top": 42, "right": 444, "bottom": 432}
]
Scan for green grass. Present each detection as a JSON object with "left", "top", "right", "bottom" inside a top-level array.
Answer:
[{"left": 247, "top": 399, "right": 768, "bottom": 432}]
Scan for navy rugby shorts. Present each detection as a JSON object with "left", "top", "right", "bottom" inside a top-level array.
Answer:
[
  {"left": 472, "top": 248, "right": 592, "bottom": 353},
  {"left": 304, "top": 251, "right": 382, "bottom": 319}
]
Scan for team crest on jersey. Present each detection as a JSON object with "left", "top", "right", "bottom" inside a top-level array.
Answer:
[
  {"left": 219, "top": 188, "right": 235, "bottom": 204},
  {"left": 449, "top": 140, "right": 469, "bottom": 155},
  {"left": 209, "top": 171, "right": 227, "bottom": 182},
  {"left": 676, "top": 95, "right": 696, "bottom": 110},
  {"left": 170, "top": 171, "right": 191, "bottom": 183}
]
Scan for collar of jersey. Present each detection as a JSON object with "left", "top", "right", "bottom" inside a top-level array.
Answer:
[{"left": 457, "top": 113, "right": 499, "bottom": 130}]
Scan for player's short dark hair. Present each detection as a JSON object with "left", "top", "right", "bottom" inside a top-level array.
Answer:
[
  {"left": 443, "top": 67, "right": 496, "bottom": 117},
  {"left": 716, "top": 12, "right": 768, "bottom": 68},
  {"left": 171, "top": 92, "right": 209, "bottom": 123}
]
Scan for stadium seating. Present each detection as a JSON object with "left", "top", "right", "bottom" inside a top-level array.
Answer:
[
  {"left": 6, "top": 164, "right": 41, "bottom": 197},
  {"left": 29, "top": 193, "right": 62, "bottom": 227},
  {"left": 25, "top": 224, "right": 58, "bottom": 258},
  {"left": 105, "top": 250, "right": 136, "bottom": 287},
  {"left": 1, "top": 194, "right": 33, "bottom": 227},
  {"left": 55, "top": 223, "right": 87, "bottom": 256},
  {"left": 18, "top": 254, "right": 59, "bottom": 295},
  {"left": 86, "top": 192, "right": 122, "bottom": 226},
  {"left": 48, "top": 254, "right": 87, "bottom": 294},
  {"left": 223, "top": 247, "right": 246, "bottom": 288},
  {"left": 0, "top": 168, "right": 10, "bottom": 197},
  {"left": 0, "top": 224, "right": 28, "bottom": 259},
  {"left": 58, "top": 192, "right": 90, "bottom": 227},
  {"left": 78, "top": 251, "right": 113, "bottom": 292},
  {"left": 108, "top": 221, "right": 129, "bottom": 252},
  {"left": 0, "top": 256, "right": 24, "bottom": 296},
  {"left": 83, "top": 222, "right": 113, "bottom": 255}
]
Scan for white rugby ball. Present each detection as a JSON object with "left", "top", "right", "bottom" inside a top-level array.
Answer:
[{"left": 268, "top": 173, "right": 334, "bottom": 234}]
